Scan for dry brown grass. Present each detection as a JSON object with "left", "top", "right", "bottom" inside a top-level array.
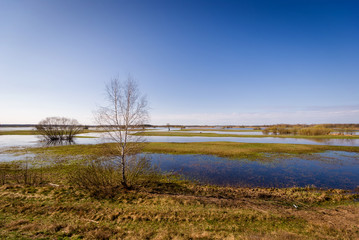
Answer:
[{"left": 0, "top": 184, "right": 358, "bottom": 239}]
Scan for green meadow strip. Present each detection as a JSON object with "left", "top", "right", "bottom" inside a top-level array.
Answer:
[{"left": 10, "top": 142, "right": 359, "bottom": 160}]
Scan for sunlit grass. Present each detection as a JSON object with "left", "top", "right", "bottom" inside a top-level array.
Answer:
[
  {"left": 10, "top": 142, "right": 359, "bottom": 160},
  {"left": 0, "top": 183, "right": 358, "bottom": 239},
  {"left": 0, "top": 130, "right": 40, "bottom": 135},
  {"left": 144, "top": 142, "right": 359, "bottom": 159}
]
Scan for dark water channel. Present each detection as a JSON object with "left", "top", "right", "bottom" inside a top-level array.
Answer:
[{"left": 146, "top": 151, "right": 359, "bottom": 190}]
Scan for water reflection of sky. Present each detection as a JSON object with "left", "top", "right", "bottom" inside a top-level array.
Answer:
[
  {"left": 180, "top": 131, "right": 263, "bottom": 135},
  {"left": 143, "top": 136, "right": 359, "bottom": 146},
  {"left": 0, "top": 135, "right": 103, "bottom": 148},
  {"left": 1, "top": 131, "right": 359, "bottom": 189},
  {"left": 1, "top": 133, "right": 359, "bottom": 149},
  {"left": 0, "top": 127, "right": 35, "bottom": 131},
  {"left": 146, "top": 151, "right": 359, "bottom": 190}
]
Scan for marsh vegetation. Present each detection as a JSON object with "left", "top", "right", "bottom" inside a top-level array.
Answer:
[
  {"left": 1, "top": 125, "right": 359, "bottom": 239},
  {"left": 3, "top": 142, "right": 359, "bottom": 190},
  {"left": 261, "top": 124, "right": 358, "bottom": 136},
  {"left": 0, "top": 170, "right": 358, "bottom": 239}
]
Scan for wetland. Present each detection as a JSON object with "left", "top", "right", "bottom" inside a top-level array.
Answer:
[{"left": 1, "top": 126, "right": 359, "bottom": 239}]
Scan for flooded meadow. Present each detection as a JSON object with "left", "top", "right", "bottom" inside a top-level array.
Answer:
[{"left": 1, "top": 127, "right": 359, "bottom": 190}]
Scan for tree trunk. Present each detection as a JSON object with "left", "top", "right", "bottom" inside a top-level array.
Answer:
[{"left": 121, "top": 153, "right": 128, "bottom": 188}]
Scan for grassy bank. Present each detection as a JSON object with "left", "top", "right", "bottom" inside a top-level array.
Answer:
[
  {"left": 10, "top": 142, "right": 359, "bottom": 160},
  {"left": 137, "top": 131, "right": 359, "bottom": 139},
  {"left": 0, "top": 130, "right": 40, "bottom": 135},
  {"left": 0, "top": 183, "right": 358, "bottom": 239}
]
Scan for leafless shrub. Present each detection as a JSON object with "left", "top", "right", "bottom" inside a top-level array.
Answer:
[
  {"left": 68, "top": 155, "right": 158, "bottom": 197},
  {"left": 0, "top": 160, "right": 45, "bottom": 186},
  {"left": 262, "top": 128, "right": 270, "bottom": 135},
  {"left": 36, "top": 117, "right": 84, "bottom": 141},
  {"left": 68, "top": 159, "right": 121, "bottom": 198}
]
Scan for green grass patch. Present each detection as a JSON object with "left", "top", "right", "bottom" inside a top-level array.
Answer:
[
  {"left": 10, "top": 142, "right": 359, "bottom": 160},
  {"left": 0, "top": 130, "right": 40, "bottom": 135},
  {"left": 143, "top": 142, "right": 359, "bottom": 159}
]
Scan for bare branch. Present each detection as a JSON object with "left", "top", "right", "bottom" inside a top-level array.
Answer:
[{"left": 36, "top": 117, "right": 84, "bottom": 142}]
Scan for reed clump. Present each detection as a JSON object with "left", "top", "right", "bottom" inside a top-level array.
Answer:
[
  {"left": 262, "top": 124, "right": 333, "bottom": 136},
  {"left": 0, "top": 161, "right": 46, "bottom": 186}
]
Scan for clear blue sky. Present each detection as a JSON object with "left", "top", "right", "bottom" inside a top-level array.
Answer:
[{"left": 1, "top": 0, "right": 358, "bottom": 125}]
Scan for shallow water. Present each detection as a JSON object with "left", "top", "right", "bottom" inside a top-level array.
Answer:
[
  {"left": 0, "top": 135, "right": 41, "bottom": 148},
  {"left": 0, "top": 135, "right": 103, "bottom": 148},
  {"left": 1, "top": 133, "right": 359, "bottom": 148},
  {"left": 183, "top": 130, "right": 263, "bottom": 135},
  {"left": 213, "top": 127, "right": 254, "bottom": 130},
  {"left": 0, "top": 127, "right": 35, "bottom": 131},
  {"left": 0, "top": 153, "right": 35, "bottom": 162},
  {"left": 1, "top": 137, "right": 358, "bottom": 189},
  {"left": 147, "top": 151, "right": 359, "bottom": 190},
  {"left": 143, "top": 136, "right": 359, "bottom": 146}
]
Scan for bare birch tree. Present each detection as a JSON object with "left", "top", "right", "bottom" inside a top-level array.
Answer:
[{"left": 95, "top": 76, "right": 149, "bottom": 188}]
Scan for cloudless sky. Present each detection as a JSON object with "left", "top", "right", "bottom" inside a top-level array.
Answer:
[{"left": 1, "top": 0, "right": 358, "bottom": 125}]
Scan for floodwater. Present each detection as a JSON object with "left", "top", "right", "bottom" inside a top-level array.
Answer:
[
  {"left": 1, "top": 129, "right": 359, "bottom": 189},
  {"left": 213, "top": 127, "right": 254, "bottom": 130},
  {"left": 0, "top": 153, "right": 35, "bottom": 162},
  {"left": 0, "top": 134, "right": 102, "bottom": 148},
  {"left": 1, "top": 133, "right": 359, "bottom": 149},
  {"left": 0, "top": 135, "right": 41, "bottom": 148},
  {"left": 147, "top": 151, "right": 359, "bottom": 190},
  {"left": 2, "top": 149, "right": 358, "bottom": 189},
  {"left": 183, "top": 130, "right": 263, "bottom": 135},
  {"left": 143, "top": 136, "right": 359, "bottom": 146},
  {"left": 0, "top": 127, "right": 35, "bottom": 131}
]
